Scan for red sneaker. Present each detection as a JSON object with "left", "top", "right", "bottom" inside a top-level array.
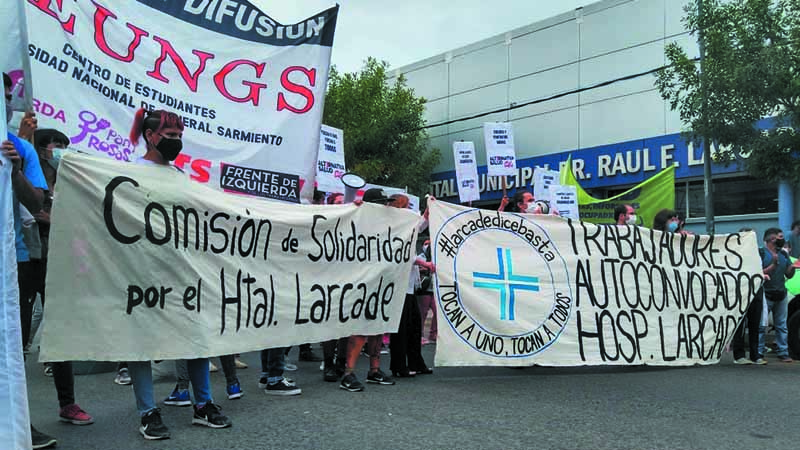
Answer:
[{"left": 59, "top": 403, "right": 94, "bottom": 425}]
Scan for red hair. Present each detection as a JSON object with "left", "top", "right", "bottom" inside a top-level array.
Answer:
[
  {"left": 326, "top": 193, "right": 344, "bottom": 204},
  {"left": 390, "top": 194, "right": 410, "bottom": 209},
  {"left": 129, "top": 108, "right": 184, "bottom": 146}
]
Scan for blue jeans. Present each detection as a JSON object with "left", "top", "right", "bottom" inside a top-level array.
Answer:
[
  {"left": 758, "top": 291, "right": 789, "bottom": 358},
  {"left": 260, "top": 348, "right": 286, "bottom": 384},
  {"left": 129, "top": 359, "right": 213, "bottom": 416}
]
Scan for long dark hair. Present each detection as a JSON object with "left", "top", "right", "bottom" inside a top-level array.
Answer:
[{"left": 652, "top": 208, "right": 678, "bottom": 232}]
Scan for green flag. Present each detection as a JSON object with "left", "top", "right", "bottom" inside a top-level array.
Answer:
[{"left": 559, "top": 156, "right": 675, "bottom": 227}]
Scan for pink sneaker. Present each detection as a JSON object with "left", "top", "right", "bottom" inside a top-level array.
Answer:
[{"left": 59, "top": 403, "right": 94, "bottom": 425}]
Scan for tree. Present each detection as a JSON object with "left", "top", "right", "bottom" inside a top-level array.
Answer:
[
  {"left": 655, "top": 0, "right": 800, "bottom": 183},
  {"left": 323, "top": 57, "right": 440, "bottom": 196}
]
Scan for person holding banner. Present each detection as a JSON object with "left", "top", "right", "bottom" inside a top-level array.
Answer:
[
  {"left": 126, "top": 108, "right": 232, "bottom": 439},
  {"left": 5, "top": 71, "right": 58, "bottom": 450},
  {"left": 389, "top": 194, "right": 434, "bottom": 378},
  {"left": 339, "top": 189, "right": 400, "bottom": 392}
]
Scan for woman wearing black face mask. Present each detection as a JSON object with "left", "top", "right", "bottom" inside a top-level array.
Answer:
[
  {"left": 124, "top": 108, "right": 233, "bottom": 441},
  {"left": 129, "top": 108, "right": 184, "bottom": 165}
]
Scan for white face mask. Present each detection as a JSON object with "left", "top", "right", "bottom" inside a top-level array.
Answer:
[{"left": 626, "top": 214, "right": 637, "bottom": 225}]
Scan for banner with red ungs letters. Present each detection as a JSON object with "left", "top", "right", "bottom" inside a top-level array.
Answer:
[{"left": 5, "top": 0, "right": 338, "bottom": 203}]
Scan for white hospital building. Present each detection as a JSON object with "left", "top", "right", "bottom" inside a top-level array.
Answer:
[{"left": 392, "top": 0, "right": 793, "bottom": 235}]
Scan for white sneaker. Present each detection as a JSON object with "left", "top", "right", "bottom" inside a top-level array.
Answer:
[
  {"left": 754, "top": 358, "right": 768, "bottom": 365},
  {"left": 284, "top": 361, "right": 298, "bottom": 371},
  {"left": 733, "top": 358, "right": 753, "bottom": 365},
  {"left": 115, "top": 368, "right": 132, "bottom": 385}
]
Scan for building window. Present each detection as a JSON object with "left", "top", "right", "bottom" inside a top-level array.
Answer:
[{"left": 681, "top": 176, "right": 777, "bottom": 218}]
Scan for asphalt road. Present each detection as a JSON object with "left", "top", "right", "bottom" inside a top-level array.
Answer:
[{"left": 24, "top": 345, "right": 800, "bottom": 450}]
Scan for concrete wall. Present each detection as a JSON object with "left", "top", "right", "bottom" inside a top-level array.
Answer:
[{"left": 392, "top": 0, "right": 696, "bottom": 174}]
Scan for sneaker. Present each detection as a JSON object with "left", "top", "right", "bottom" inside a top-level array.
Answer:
[
  {"left": 209, "top": 361, "right": 219, "bottom": 372},
  {"left": 733, "top": 357, "right": 753, "bottom": 365},
  {"left": 43, "top": 364, "right": 53, "bottom": 377},
  {"left": 31, "top": 425, "right": 57, "bottom": 449},
  {"left": 340, "top": 373, "right": 364, "bottom": 392},
  {"left": 192, "top": 402, "right": 232, "bottom": 429},
  {"left": 284, "top": 361, "right": 298, "bottom": 371},
  {"left": 114, "top": 368, "right": 132, "bottom": 385},
  {"left": 164, "top": 386, "right": 192, "bottom": 406},
  {"left": 139, "top": 409, "right": 170, "bottom": 440},
  {"left": 324, "top": 366, "right": 340, "bottom": 382},
  {"left": 226, "top": 381, "right": 243, "bottom": 400},
  {"left": 366, "top": 369, "right": 395, "bottom": 385},
  {"left": 754, "top": 358, "right": 768, "bottom": 365},
  {"left": 778, "top": 355, "right": 793, "bottom": 363},
  {"left": 58, "top": 403, "right": 94, "bottom": 425},
  {"left": 265, "top": 378, "right": 302, "bottom": 396},
  {"left": 380, "top": 345, "right": 389, "bottom": 355},
  {"left": 259, "top": 376, "right": 296, "bottom": 389},
  {"left": 234, "top": 357, "right": 248, "bottom": 369},
  {"left": 299, "top": 349, "right": 323, "bottom": 362}
]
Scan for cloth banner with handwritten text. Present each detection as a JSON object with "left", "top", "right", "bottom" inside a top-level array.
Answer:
[
  {"left": 6, "top": 1, "right": 338, "bottom": 203},
  {"left": 430, "top": 201, "right": 762, "bottom": 366},
  {"left": 39, "top": 153, "right": 419, "bottom": 362}
]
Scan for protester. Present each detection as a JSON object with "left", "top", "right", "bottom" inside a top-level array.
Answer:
[
  {"left": 757, "top": 227, "right": 799, "bottom": 363},
  {"left": 417, "top": 239, "right": 437, "bottom": 345},
  {"left": 613, "top": 204, "right": 636, "bottom": 225},
  {"left": 388, "top": 194, "right": 434, "bottom": 377},
  {"left": 731, "top": 227, "right": 765, "bottom": 365},
  {"left": 24, "top": 129, "right": 95, "bottom": 426},
  {"left": 126, "top": 108, "right": 231, "bottom": 439},
  {"left": 320, "top": 192, "right": 350, "bottom": 382},
  {"left": 166, "top": 354, "right": 243, "bottom": 405},
  {"left": 258, "top": 347, "right": 301, "bottom": 395},
  {"left": 339, "top": 188, "right": 399, "bottom": 392},
  {"left": 788, "top": 220, "right": 800, "bottom": 258},
  {"left": 652, "top": 209, "right": 680, "bottom": 233},
  {"left": 4, "top": 72, "right": 59, "bottom": 449}
]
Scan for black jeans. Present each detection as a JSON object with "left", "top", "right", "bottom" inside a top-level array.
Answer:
[
  {"left": 390, "top": 294, "right": 428, "bottom": 373},
  {"left": 732, "top": 288, "right": 763, "bottom": 361},
  {"left": 18, "top": 260, "right": 75, "bottom": 407},
  {"left": 322, "top": 338, "right": 348, "bottom": 369}
]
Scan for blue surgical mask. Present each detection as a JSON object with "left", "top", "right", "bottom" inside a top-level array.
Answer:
[
  {"left": 667, "top": 222, "right": 679, "bottom": 233},
  {"left": 47, "top": 148, "right": 65, "bottom": 170}
]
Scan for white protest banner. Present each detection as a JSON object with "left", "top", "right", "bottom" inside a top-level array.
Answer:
[
  {"left": 429, "top": 200, "right": 763, "bottom": 367},
  {"left": 453, "top": 141, "right": 480, "bottom": 203},
  {"left": 0, "top": 0, "right": 33, "bottom": 114},
  {"left": 550, "top": 185, "right": 579, "bottom": 220},
  {"left": 40, "top": 153, "right": 420, "bottom": 362},
  {"left": 533, "top": 168, "right": 560, "bottom": 201},
  {"left": 0, "top": 86, "right": 31, "bottom": 450},
  {"left": 316, "top": 125, "right": 346, "bottom": 193},
  {"left": 20, "top": 1, "right": 338, "bottom": 203},
  {"left": 483, "top": 122, "right": 516, "bottom": 177}
]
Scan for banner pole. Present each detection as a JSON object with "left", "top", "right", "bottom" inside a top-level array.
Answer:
[{"left": 16, "top": 0, "right": 34, "bottom": 111}]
